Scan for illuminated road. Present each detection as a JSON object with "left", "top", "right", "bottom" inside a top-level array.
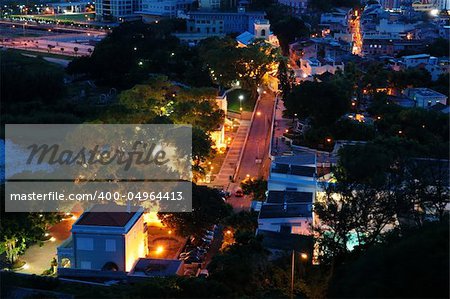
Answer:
[
  {"left": 349, "top": 8, "right": 362, "bottom": 56},
  {"left": 226, "top": 89, "right": 276, "bottom": 211}
]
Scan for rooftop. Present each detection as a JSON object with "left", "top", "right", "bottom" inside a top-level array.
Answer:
[
  {"left": 266, "top": 191, "right": 313, "bottom": 204},
  {"left": 130, "top": 258, "right": 182, "bottom": 277},
  {"left": 259, "top": 203, "right": 312, "bottom": 219},
  {"left": 401, "top": 54, "right": 431, "bottom": 59},
  {"left": 407, "top": 88, "right": 447, "bottom": 98},
  {"left": 258, "top": 229, "right": 313, "bottom": 252},
  {"left": 75, "top": 204, "right": 141, "bottom": 227}
]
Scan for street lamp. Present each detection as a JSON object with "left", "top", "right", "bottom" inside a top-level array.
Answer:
[
  {"left": 238, "top": 94, "right": 244, "bottom": 112},
  {"left": 291, "top": 251, "right": 308, "bottom": 299}
]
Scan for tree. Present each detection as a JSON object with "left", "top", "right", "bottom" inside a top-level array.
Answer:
[
  {"left": 284, "top": 78, "right": 352, "bottom": 127},
  {"left": 240, "top": 177, "right": 268, "bottom": 201},
  {"left": 277, "top": 58, "right": 294, "bottom": 99},
  {"left": 269, "top": 16, "right": 309, "bottom": 54},
  {"left": 328, "top": 220, "right": 449, "bottom": 298},
  {"left": 2, "top": 236, "right": 26, "bottom": 267},
  {"left": 158, "top": 184, "right": 232, "bottom": 237},
  {"left": 208, "top": 232, "right": 270, "bottom": 296},
  {"left": 222, "top": 211, "right": 259, "bottom": 233},
  {"left": 427, "top": 38, "right": 450, "bottom": 57},
  {"left": 73, "top": 47, "right": 79, "bottom": 56}
]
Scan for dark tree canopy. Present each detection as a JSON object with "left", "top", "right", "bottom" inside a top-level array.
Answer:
[{"left": 328, "top": 220, "right": 449, "bottom": 298}]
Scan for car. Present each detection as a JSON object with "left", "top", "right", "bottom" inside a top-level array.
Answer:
[{"left": 234, "top": 188, "right": 244, "bottom": 197}]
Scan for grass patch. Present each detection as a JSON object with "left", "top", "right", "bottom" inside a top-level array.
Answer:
[
  {"left": 227, "top": 89, "right": 255, "bottom": 112},
  {"left": 8, "top": 48, "right": 73, "bottom": 61}
]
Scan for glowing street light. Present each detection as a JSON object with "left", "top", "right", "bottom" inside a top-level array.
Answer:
[
  {"left": 155, "top": 246, "right": 164, "bottom": 254},
  {"left": 291, "top": 252, "right": 308, "bottom": 299},
  {"left": 238, "top": 94, "right": 244, "bottom": 112}
]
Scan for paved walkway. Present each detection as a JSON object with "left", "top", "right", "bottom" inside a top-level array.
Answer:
[
  {"left": 211, "top": 120, "right": 250, "bottom": 187},
  {"left": 16, "top": 216, "right": 76, "bottom": 275}
]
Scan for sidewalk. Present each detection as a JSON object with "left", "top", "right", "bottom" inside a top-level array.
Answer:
[{"left": 211, "top": 120, "right": 250, "bottom": 187}]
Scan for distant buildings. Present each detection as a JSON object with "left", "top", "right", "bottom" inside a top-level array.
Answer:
[
  {"left": 95, "top": 0, "right": 141, "bottom": 21},
  {"left": 236, "top": 19, "right": 279, "bottom": 47},
  {"left": 299, "top": 57, "right": 345, "bottom": 77},
  {"left": 186, "top": 8, "right": 266, "bottom": 34},
  {"left": 389, "top": 54, "right": 450, "bottom": 81},
  {"left": 403, "top": 87, "right": 448, "bottom": 108},
  {"left": 276, "top": 0, "right": 308, "bottom": 14},
  {"left": 138, "top": 0, "right": 195, "bottom": 18}
]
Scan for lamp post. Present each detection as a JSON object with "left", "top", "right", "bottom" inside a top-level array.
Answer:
[
  {"left": 290, "top": 251, "right": 308, "bottom": 299},
  {"left": 239, "top": 94, "right": 244, "bottom": 119}
]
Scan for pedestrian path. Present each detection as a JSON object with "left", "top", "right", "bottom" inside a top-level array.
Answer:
[{"left": 212, "top": 120, "right": 250, "bottom": 187}]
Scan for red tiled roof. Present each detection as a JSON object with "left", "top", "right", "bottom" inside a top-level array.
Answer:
[{"left": 75, "top": 204, "right": 138, "bottom": 227}]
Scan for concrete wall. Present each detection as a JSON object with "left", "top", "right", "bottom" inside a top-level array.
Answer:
[{"left": 73, "top": 232, "right": 125, "bottom": 271}]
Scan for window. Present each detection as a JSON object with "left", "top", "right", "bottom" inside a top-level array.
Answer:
[
  {"left": 80, "top": 261, "right": 92, "bottom": 269},
  {"left": 105, "top": 239, "right": 116, "bottom": 252},
  {"left": 77, "top": 237, "right": 93, "bottom": 250}
]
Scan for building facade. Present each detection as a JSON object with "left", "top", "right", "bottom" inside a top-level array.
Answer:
[{"left": 58, "top": 205, "right": 147, "bottom": 277}]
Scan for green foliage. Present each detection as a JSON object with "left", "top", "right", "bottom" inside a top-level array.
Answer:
[
  {"left": 67, "top": 20, "right": 210, "bottom": 89},
  {"left": 222, "top": 211, "right": 259, "bottom": 233},
  {"left": 328, "top": 220, "right": 449, "bottom": 298},
  {"left": 285, "top": 78, "right": 352, "bottom": 127},
  {"left": 208, "top": 232, "right": 270, "bottom": 296},
  {"left": 158, "top": 184, "right": 232, "bottom": 238},
  {"left": 331, "top": 119, "right": 376, "bottom": 141},
  {"left": 269, "top": 15, "right": 310, "bottom": 54},
  {"left": 198, "top": 38, "right": 279, "bottom": 98},
  {"left": 240, "top": 177, "right": 268, "bottom": 201},
  {"left": 427, "top": 38, "right": 450, "bottom": 57},
  {"left": 1, "top": 51, "right": 65, "bottom": 105}
]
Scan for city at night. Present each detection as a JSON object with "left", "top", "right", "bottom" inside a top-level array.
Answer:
[{"left": 0, "top": 0, "right": 449, "bottom": 298}]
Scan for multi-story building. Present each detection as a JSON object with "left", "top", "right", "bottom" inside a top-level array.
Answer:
[
  {"left": 276, "top": 0, "right": 308, "bottom": 14},
  {"left": 185, "top": 8, "right": 266, "bottom": 34},
  {"left": 198, "top": 0, "right": 221, "bottom": 10},
  {"left": 362, "top": 35, "right": 423, "bottom": 56},
  {"left": 57, "top": 205, "right": 147, "bottom": 277},
  {"left": 139, "top": 0, "right": 194, "bottom": 18},
  {"left": 95, "top": 0, "right": 141, "bottom": 21}
]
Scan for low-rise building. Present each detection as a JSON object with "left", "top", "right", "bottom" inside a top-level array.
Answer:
[
  {"left": 258, "top": 190, "right": 314, "bottom": 235},
  {"left": 299, "top": 57, "right": 344, "bottom": 77},
  {"left": 57, "top": 204, "right": 147, "bottom": 278},
  {"left": 268, "top": 154, "right": 317, "bottom": 193},
  {"left": 403, "top": 87, "right": 448, "bottom": 108}
]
